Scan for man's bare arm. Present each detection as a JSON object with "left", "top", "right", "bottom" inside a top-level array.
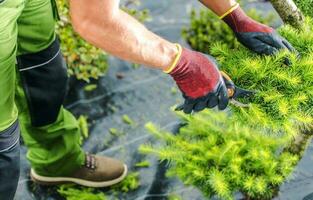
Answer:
[
  {"left": 199, "top": 0, "right": 237, "bottom": 16},
  {"left": 69, "top": 0, "right": 231, "bottom": 113},
  {"left": 69, "top": 0, "right": 177, "bottom": 70}
]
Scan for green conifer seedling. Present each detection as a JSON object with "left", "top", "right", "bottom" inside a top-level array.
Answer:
[{"left": 141, "top": 15, "right": 313, "bottom": 199}]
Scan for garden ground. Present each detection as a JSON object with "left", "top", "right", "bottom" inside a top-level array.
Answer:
[{"left": 15, "top": 0, "right": 313, "bottom": 199}]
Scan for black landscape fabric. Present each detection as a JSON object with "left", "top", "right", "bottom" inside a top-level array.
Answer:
[{"left": 15, "top": 1, "right": 313, "bottom": 200}]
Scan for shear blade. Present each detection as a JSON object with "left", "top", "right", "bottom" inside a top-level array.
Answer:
[
  {"left": 232, "top": 86, "right": 256, "bottom": 99},
  {"left": 230, "top": 99, "right": 251, "bottom": 108}
]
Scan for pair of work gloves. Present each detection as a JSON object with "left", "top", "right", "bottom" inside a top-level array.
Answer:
[{"left": 169, "top": 4, "right": 295, "bottom": 114}]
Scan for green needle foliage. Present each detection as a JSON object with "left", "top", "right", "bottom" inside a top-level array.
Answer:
[
  {"left": 135, "top": 160, "right": 151, "bottom": 168},
  {"left": 210, "top": 18, "right": 313, "bottom": 134},
  {"left": 57, "top": 172, "right": 140, "bottom": 199},
  {"left": 122, "top": 114, "right": 136, "bottom": 126},
  {"left": 140, "top": 111, "right": 298, "bottom": 200},
  {"left": 141, "top": 7, "right": 313, "bottom": 200},
  {"left": 294, "top": 0, "right": 313, "bottom": 18},
  {"left": 111, "top": 172, "right": 140, "bottom": 193},
  {"left": 78, "top": 115, "right": 89, "bottom": 144},
  {"left": 168, "top": 194, "right": 182, "bottom": 200},
  {"left": 58, "top": 184, "right": 107, "bottom": 200},
  {"left": 84, "top": 84, "right": 98, "bottom": 92}
]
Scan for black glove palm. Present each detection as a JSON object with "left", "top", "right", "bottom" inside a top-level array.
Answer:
[{"left": 223, "top": 6, "right": 295, "bottom": 55}]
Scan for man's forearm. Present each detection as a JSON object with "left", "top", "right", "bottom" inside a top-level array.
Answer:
[
  {"left": 69, "top": 0, "right": 177, "bottom": 70},
  {"left": 199, "top": 0, "right": 237, "bottom": 16}
]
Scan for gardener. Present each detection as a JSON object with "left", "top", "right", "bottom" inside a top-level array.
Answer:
[{"left": 0, "top": 0, "right": 295, "bottom": 199}]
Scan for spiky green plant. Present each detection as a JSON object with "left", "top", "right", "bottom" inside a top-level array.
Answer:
[
  {"left": 78, "top": 115, "right": 89, "bottom": 145},
  {"left": 141, "top": 9, "right": 313, "bottom": 200},
  {"left": 111, "top": 172, "right": 140, "bottom": 193},
  {"left": 57, "top": 172, "right": 140, "bottom": 199},
  {"left": 135, "top": 160, "right": 151, "bottom": 168},
  {"left": 294, "top": 0, "right": 313, "bottom": 18},
  {"left": 140, "top": 110, "right": 298, "bottom": 200},
  {"left": 210, "top": 18, "right": 313, "bottom": 134},
  {"left": 58, "top": 184, "right": 107, "bottom": 200}
]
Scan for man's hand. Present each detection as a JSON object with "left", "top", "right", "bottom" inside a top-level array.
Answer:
[
  {"left": 222, "top": 4, "right": 295, "bottom": 55},
  {"left": 166, "top": 45, "right": 229, "bottom": 114}
]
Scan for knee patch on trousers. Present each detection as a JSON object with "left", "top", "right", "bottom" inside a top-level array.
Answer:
[{"left": 17, "top": 38, "right": 68, "bottom": 127}]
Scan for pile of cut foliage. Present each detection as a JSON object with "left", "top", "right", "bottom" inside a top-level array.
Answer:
[{"left": 141, "top": 7, "right": 313, "bottom": 200}]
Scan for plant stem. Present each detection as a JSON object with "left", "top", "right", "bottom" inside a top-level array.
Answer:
[
  {"left": 284, "top": 133, "right": 313, "bottom": 156},
  {"left": 269, "top": 0, "right": 304, "bottom": 29}
]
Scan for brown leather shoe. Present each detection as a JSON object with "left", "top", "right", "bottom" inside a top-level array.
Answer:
[{"left": 30, "top": 154, "right": 128, "bottom": 187}]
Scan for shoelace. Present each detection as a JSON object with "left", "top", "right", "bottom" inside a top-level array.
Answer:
[{"left": 85, "top": 153, "right": 96, "bottom": 170}]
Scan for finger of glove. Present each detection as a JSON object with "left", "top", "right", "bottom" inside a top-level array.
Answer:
[
  {"left": 182, "top": 99, "right": 196, "bottom": 114},
  {"left": 175, "top": 104, "right": 185, "bottom": 111},
  {"left": 207, "top": 93, "right": 219, "bottom": 109},
  {"left": 236, "top": 33, "right": 278, "bottom": 55},
  {"left": 282, "top": 38, "right": 296, "bottom": 52},
  {"left": 257, "top": 35, "right": 294, "bottom": 65},
  {"left": 252, "top": 41, "right": 279, "bottom": 55},
  {"left": 193, "top": 100, "right": 208, "bottom": 112},
  {"left": 217, "top": 85, "right": 229, "bottom": 110},
  {"left": 239, "top": 35, "right": 278, "bottom": 55},
  {"left": 255, "top": 34, "right": 286, "bottom": 51},
  {"left": 194, "top": 95, "right": 212, "bottom": 112},
  {"left": 281, "top": 38, "right": 297, "bottom": 66}
]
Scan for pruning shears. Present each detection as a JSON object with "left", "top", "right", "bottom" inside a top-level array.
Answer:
[
  {"left": 175, "top": 71, "right": 255, "bottom": 112},
  {"left": 220, "top": 71, "right": 255, "bottom": 108}
]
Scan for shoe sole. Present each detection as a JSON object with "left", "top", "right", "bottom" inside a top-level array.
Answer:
[{"left": 30, "top": 164, "right": 128, "bottom": 188}]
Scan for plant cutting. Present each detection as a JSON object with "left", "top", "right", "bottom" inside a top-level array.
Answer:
[
  {"left": 183, "top": 6, "right": 313, "bottom": 134},
  {"left": 141, "top": 4, "right": 313, "bottom": 200},
  {"left": 140, "top": 110, "right": 298, "bottom": 200},
  {"left": 210, "top": 17, "right": 313, "bottom": 134}
]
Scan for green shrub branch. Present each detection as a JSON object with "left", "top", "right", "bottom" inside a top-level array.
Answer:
[{"left": 142, "top": 8, "right": 313, "bottom": 200}]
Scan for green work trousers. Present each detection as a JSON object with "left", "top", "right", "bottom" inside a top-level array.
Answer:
[{"left": 0, "top": 0, "right": 84, "bottom": 177}]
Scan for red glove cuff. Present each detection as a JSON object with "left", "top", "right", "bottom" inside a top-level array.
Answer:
[
  {"left": 169, "top": 48, "right": 220, "bottom": 99},
  {"left": 222, "top": 6, "right": 273, "bottom": 33}
]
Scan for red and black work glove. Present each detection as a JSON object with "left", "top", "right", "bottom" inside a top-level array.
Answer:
[
  {"left": 222, "top": 4, "right": 295, "bottom": 55},
  {"left": 165, "top": 45, "right": 229, "bottom": 114}
]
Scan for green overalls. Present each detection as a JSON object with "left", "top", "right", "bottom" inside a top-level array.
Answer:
[{"left": 0, "top": 0, "right": 84, "bottom": 198}]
